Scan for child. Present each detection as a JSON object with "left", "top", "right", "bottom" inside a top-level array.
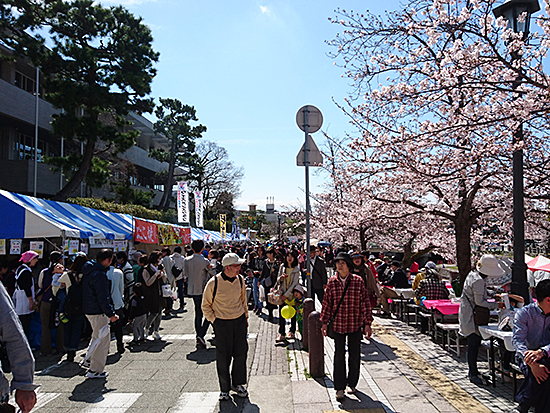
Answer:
[
  {"left": 128, "top": 282, "right": 148, "bottom": 345},
  {"left": 51, "top": 263, "right": 68, "bottom": 323},
  {"left": 292, "top": 285, "right": 306, "bottom": 339}
]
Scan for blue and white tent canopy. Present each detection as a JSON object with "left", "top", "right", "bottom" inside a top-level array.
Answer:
[{"left": 0, "top": 190, "right": 133, "bottom": 240}]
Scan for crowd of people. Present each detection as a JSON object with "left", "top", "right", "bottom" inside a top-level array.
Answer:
[{"left": 2, "top": 240, "right": 550, "bottom": 411}]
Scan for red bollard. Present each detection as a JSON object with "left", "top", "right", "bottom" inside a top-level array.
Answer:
[
  {"left": 302, "top": 298, "right": 314, "bottom": 351},
  {"left": 308, "top": 310, "right": 324, "bottom": 378}
]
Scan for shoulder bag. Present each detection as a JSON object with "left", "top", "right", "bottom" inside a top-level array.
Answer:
[
  {"left": 465, "top": 294, "right": 490, "bottom": 326},
  {"left": 327, "top": 278, "right": 351, "bottom": 339},
  {"left": 267, "top": 277, "right": 285, "bottom": 306}
]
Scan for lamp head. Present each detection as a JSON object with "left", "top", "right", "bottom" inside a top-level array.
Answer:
[{"left": 493, "top": 0, "right": 540, "bottom": 38}]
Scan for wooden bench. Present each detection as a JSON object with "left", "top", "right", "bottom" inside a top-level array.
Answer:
[{"left": 435, "top": 323, "right": 462, "bottom": 356}]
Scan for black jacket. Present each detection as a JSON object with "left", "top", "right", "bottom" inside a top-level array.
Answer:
[
  {"left": 82, "top": 260, "right": 115, "bottom": 317},
  {"left": 311, "top": 257, "right": 328, "bottom": 289},
  {"left": 383, "top": 268, "right": 410, "bottom": 289}
]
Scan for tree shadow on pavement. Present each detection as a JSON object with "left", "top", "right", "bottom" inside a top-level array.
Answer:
[{"left": 186, "top": 348, "right": 216, "bottom": 364}]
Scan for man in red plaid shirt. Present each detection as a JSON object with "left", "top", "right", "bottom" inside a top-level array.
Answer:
[{"left": 321, "top": 252, "right": 373, "bottom": 400}]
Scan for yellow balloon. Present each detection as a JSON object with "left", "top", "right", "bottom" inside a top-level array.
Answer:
[{"left": 281, "top": 305, "right": 296, "bottom": 319}]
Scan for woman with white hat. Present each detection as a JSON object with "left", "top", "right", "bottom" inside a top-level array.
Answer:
[{"left": 459, "top": 254, "right": 505, "bottom": 385}]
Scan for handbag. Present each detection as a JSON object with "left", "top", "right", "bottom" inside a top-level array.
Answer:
[
  {"left": 466, "top": 294, "right": 491, "bottom": 326},
  {"left": 267, "top": 278, "right": 285, "bottom": 306},
  {"left": 327, "top": 279, "right": 351, "bottom": 339},
  {"left": 161, "top": 284, "right": 173, "bottom": 298},
  {"left": 171, "top": 264, "right": 182, "bottom": 277}
]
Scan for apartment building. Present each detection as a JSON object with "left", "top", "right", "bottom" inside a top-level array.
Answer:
[{"left": 0, "top": 44, "right": 168, "bottom": 204}]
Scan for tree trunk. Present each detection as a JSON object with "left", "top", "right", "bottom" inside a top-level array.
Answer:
[
  {"left": 52, "top": 139, "right": 95, "bottom": 201},
  {"left": 359, "top": 226, "right": 367, "bottom": 251},
  {"left": 160, "top": 138, "right": 177, "bottom": 211},
  {"left": 455, "top": 212, "right": 473, "bottom": 285},
  {"left": 401, "top": 238, "right": 414, "bottom": 269}
]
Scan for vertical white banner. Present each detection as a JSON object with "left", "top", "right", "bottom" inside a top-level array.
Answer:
[
  {"left": 177, "top": 181, "right": 189, "bottom": 223},
  {"left": 194, "top": 191, "right": 204, "bottom": 228}
]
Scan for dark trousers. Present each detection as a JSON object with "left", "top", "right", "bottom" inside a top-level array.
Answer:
[
  {"left": 333, "top": 329, "right": 362, "bottom": 391},
  {"left": 278, "top": 304, "right": 296, "bottom": 335},
  {"left": 40, "top": 301, "right": 64, "bottom": 355},
  {"left": 517, "top": 356, "right": 550, "bottom": 412},
  {"left": 110, "top": 308, "right": 125, "bottom": 351},
  {"left": 213, "top": 314, "right": 248, "bottom": 392},
  {"left": 176, "top": 279, "right": 185, "bottom": 307},
  {"left": 64, "top": 314, "right": 84, "bottom": 351},
  {"left": 467, "top": 333, "right": 482, "bottom": 378},
  {"left": 191, "top": 295, "right": 210, "bottom": 338},
  {"left": 19, "top": 314, "right": 32, "bottom": 339},
  {"left": 312, "top": 287, "right": 324, "bottom": 305}
]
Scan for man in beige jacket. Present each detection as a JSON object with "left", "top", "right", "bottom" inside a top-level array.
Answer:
[{"left": 202, "top": 253, "right": 248, "bottom": 402}]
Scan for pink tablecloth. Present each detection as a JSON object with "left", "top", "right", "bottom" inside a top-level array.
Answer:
[{"left": 423, "top": 299, "right": 460, "bottom": 315}]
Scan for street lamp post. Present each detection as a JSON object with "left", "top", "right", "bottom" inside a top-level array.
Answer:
[{"left": 493, "top": 0, "right": 540, "bottom": 304}]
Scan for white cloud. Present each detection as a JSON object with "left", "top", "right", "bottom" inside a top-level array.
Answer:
[
  {"left": 98, "top": 0, "right": 156, "bottom": 5},
  {"left": 260, "top": 5, "right": 270, "bottom": 14}
]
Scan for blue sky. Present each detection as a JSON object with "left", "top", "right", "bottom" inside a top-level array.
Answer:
[{"left": 101, "top": 0, "right": 399, "bottom": 211}]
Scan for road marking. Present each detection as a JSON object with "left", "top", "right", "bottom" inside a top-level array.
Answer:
[
  {"left": 81, "top": 392, "right": 141, "bottom": 413},
  {"left": 169, "top": 392, "right": 219, "bottom": 413},
  {"left": 372, "top": 322, "right": 491, "bottom": 413},
  {"left": 123, "top": 333, "right": 257, "bottom": 341}
]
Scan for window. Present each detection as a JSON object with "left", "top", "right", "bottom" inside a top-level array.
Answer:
[
  {"left": 12, "top": 133, "right": 47, "bottom": 162},
  {"left": 154, "top": 184, "right": 164, "bottom": 191},
  {"left": 14, "top": 71, "right": 43, "bottom": 97}
]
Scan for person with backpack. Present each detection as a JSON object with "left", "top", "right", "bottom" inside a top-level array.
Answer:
[
  {"left": 58, "top": 254, "right": 87, "bottom": 362},
  {"left": 36, "top": 251, "right": 65, "bottom": 357},
  {"left": 201, "top": 253, "right": 249, "bottom": 402}
]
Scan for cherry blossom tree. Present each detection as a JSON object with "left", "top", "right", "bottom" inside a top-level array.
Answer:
[{"left": 324, "top": 0, "right": 550, "bottom": 282}]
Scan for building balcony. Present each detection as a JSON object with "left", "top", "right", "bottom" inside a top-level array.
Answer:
[{"left": 0, "top": 78, "right": 58, "bottom": 131}]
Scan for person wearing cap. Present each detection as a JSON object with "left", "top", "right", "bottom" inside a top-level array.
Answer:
[
  {"left": 309, "top": 245, "right": 328, "bottom": 304},
  {"left": 81, "top": 249, "right": 119, "bottom": 379},
  {"left": 12, "top": 251, "right": 39, "bottom": 339},
  {"left": 321, "top": 252, "right": 372, "bottom": 400},
  {"left": 459, "top": 254, "right": 505, "bottom": 385},
  {"left": 36, "top": 251, "right": 65, "bottom": 356},
  {"left": 202, "top": 253, "right": 249, "bottom": 401},
  {"left": 379, "top": 261, "right": 410, "bottom": 316},
  {"left": 0, "top": 281, "right": 38, "bottom": 413}
]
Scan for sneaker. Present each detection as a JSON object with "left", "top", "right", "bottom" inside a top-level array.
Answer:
[
  {"left": 275, "top": 334, "right": 286, "bottom": 343},
  {"left": 59, "top": 313, "right": 69, "bottom": 323},
  {"left": 347, "top": 387, "right": 356, "bottom": 394},
  {"left": 335, "top": 389, "right": 345, "bottom": 400},
  {"left": 86, "top": 370, "right": 108, "bottom": 379},
  {"left": 152, "top": 332, "right": 161, "bottom": 340},
  {"left": 469, "top": 375, "right": 488, "bottom": 386},
  {"left": 231, "top": 384, "right": 248, "bottom": 398},
  {"left": 286, "top": 332, "right": 295, "bottom": 339},
  {"left": 196, "top": 336, "right": 207, "bottom": 349},
  {"left": 219, "top": 392, "right": 230, "bottom": 401}
]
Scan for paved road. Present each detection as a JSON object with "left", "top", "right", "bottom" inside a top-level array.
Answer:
[{"left": 6, "top": 299, "right": 520, "bottom": 413}]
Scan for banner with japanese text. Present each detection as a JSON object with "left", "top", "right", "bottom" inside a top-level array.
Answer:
[
  {"left": 220, "top": 214, "right": 226, "bottom": 240},
  {"left": 180, "top": 227, "right": 192, "bottom": 244},
  {"left": 194, "top": 191, "right": 204, "bottom": 228},
  {"left": 134, "top": 219, "right": 158, "bottom": 244},
  {"left": 177, "top": 181, "right": 189, "bottom": 223}
]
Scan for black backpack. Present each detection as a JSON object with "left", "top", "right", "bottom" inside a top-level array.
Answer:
[{"left": 64, "top": 272, "right": 83, "bottom": 316}]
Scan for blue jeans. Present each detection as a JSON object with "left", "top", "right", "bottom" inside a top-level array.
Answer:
[{"left": 253, "top": 277, "right": 262, "bottom": 309}]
